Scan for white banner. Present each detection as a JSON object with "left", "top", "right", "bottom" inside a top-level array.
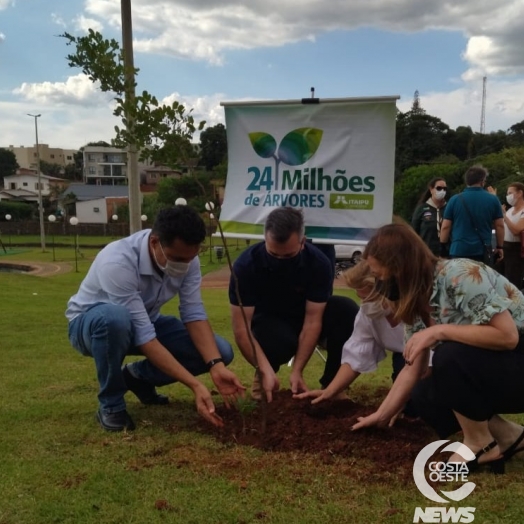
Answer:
[{"left": 219, "top": 96, "right": 398, "bottom": 243}]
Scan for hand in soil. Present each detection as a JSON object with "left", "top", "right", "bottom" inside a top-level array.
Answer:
[
  {"left": 193, "top": 384, "right": 225, "bottom": 427},
  {"left": 352, "top": 410, "right": 390, "bottom": 431},
  {"left": 210, "top": 366, "right": 246, "bottom": 409},
  {"left": 293, "top": 389, "right": 329, "bottom": 404},
  {"left": 289, "top": 369, "right": 308, "bottom": 396}
]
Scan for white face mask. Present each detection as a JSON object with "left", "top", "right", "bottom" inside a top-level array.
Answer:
[
  {"left": 434, "top": 189, "right": 447, "bottom": 201},
  {"left": 360, "top": 301, "right": 385, "bottom": 319},
  {"left": 507, "top": 194, "right": 517, "bottom": 207},
  {"left": 155, "top": 243, "right": 190, "bottom": 277}
]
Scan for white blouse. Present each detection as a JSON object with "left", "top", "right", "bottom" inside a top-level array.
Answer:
[{"left": 341, "top": 310, "right": 404, "bottom": 374}]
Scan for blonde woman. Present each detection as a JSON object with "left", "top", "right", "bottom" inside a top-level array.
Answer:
[
  {"left": 503, "top": 182, "right": 524, "bottom": 288},
  {"left": 353, "top": 223, "right": 524, "bottom": 474},
  {"left": 294, "top": 261, "right": 409, "bottom": 409}
]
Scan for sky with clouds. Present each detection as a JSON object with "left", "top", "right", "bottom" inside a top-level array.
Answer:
[{"left": 1, "top": 0, "right": 524, "bottom": 150}]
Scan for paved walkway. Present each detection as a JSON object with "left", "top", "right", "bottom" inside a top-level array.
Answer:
[
  {"left": 0, "top": 260, "right": 349, "bottom": 289},
  {"left": 201, "top": 264, "right": 349, "bottom": 289},
  {"left": 0, "top": 260, "right": 73, "bottom": 277}
]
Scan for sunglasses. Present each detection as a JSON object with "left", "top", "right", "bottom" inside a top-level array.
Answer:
[{"left": 435, "top": 186, "right": 447, "bottom": 191}]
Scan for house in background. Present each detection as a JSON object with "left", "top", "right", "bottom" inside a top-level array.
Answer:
[
  {"left": 0, "top": 170, "right": 68, "bottom": 203},
  {"left": 76, "top": 196, "right": 129, "bottom": 224},
  {"left": 61, "top": 183, "right": 133, "bottom": 223},
  {"left": 140, "top": 165, "right": 183, "bottom": 192}
]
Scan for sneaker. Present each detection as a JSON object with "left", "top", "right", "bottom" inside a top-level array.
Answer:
[
  {"left": 96, "top": 409, "right": 136, "bottom": 432},
  {"left": 122, "top": 364, "right": 169, "bottom": 405},
  {"left": 251, "top": 371, "right": 262, "bottom": 401}
]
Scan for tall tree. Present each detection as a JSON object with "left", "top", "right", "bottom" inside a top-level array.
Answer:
[
  {"left": 0, "top": 148, "right": 19, "bottom": 187},
  {"left": 199, "top": 123, "right": 227, "bottom": 171},
  {"left": 61, "top": 30, "right": 205, "bottom": 168}
]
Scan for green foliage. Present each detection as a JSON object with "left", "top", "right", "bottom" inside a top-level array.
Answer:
[
  {"left": 156, "top": 175, "right": 213, "bottom": 210},
  {"left": 200, "top": 123, "right": 228, "bottom": 171},
  {"left": 39, "top": 160, "right": 64, "bottom": 177},
  {"left": 0, "top": 148, "right": 19, "bottom": 185},
  {"left": 0, "top": 201, "right": 34, "bottom": 220},
  {"left": 394, "top": 164, "right": 463, "bottom": 221},
  {"left": 395, "top": 110, "right": 450, "bottom": 175},
  {"left": 61, "top": 30, "right": 204, "bottom": 165}
]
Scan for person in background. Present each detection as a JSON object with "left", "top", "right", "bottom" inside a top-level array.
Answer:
[
  {"left": 66, "top": 206, "right": 245, "bottom": 432},
  {"left": 353, "top": 223, "right": 524, "bottom": 474},
  {"left": 440, "top": 165, "right": 504, "bottom": 263},
  {"left": 229, "top": 207, "right": 359, "bottom": 402},
  {"left": 294, "top": 261, "right": 412, "bottom": 414},
  {"left": 411, "top": 177, "right": 448, "bottom": 256},
  {"left": 502, "top": 182, "right": 524, "bottom": 288}
]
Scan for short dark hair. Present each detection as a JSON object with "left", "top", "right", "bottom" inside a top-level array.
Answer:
[
  {"left": 264, "top": 207, "right": 305, "bottom": 242},
  {"left": 152, "top": 206, "right": 206, "bottom": 246},
  {"left": 465, "top": 165, "right": 488, "bottom": 186}
]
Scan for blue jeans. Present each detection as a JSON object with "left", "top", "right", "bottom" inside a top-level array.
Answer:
[{"left": 68, "top": 303, "right": 233, "bottom": 414}]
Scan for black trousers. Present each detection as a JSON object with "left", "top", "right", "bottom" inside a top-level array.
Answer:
[
  {"left": 410, "top": 335, "right": 524, "bottom": 437},
  {"left": 251, "top": 295, "right": 359, "bottom": 388},
  {"left": 503, "top": 241, "right": 524, "bottom": 289}
]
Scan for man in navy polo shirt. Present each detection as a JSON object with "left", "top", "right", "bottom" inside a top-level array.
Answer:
[{"left": 229, "top": 207, "right": 359, "bottom": 401}]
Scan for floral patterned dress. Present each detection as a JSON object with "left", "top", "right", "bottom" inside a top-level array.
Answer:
[{"left": 406, "top": 258, "right": 524, "bottom": 343}]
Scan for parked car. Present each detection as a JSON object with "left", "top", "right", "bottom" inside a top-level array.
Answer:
[{"left": 334, "top": 242, "right": 367, "bottom": 264}]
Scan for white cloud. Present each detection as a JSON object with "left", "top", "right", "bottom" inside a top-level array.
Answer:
[
  {"left": 51, "top": 13, "right": 67, "bottom": 28},
  {"left": 13, "top": 74, "right": 114, "bottom": 107},
  {"left": 0, "top": 0, "right": 13, "bottom": 10},
  {"left": 74, "top": 15, "right": 104, "bottom": 33},
  {"left": 0, "top": 32, "right": 5, "bottom": 43},
  {"left": 82, "top": 0, "right": 524, "bottom": 79}
]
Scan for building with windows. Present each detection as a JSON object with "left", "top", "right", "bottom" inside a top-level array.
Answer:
[
  {"left": 6, "top": 144, "right": 76, "bottom": 170},
  {"left": 82, "top": 145, "right": 153, "bottom": 186},
  {"left": 0, "top": 170, "right": 68, "bottom": 202}
]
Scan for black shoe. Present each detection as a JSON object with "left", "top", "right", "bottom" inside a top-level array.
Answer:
[
  {"left": 96, "top": 409, "right": 136, "bottom": 432},
  {"left": 122, "top": 365, "right": 169, "bottom": 405},
  {"left": 502, "top": 427, "right": 524, "bottom": 461},
  {"left": 449, "top": 440, "right": 505, "bottom": 475}
]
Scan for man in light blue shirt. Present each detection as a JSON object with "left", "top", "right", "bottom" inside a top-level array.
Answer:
[{"left": 66, "top": 205, "right": 245, "bottom": 432}]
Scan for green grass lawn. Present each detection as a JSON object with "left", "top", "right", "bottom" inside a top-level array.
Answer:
[{"left": 1, "top": 252, "right": 524, "bottom": 524}]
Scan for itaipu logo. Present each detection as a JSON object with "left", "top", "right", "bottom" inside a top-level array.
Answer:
[
  {"left": 412, "top": 440, "right": 476, "bottom": 523},
  {"left": 248, "top": 127, "right": 323, "bottom": 190}
]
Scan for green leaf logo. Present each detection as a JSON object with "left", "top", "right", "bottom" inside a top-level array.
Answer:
[
  {"left": 277, "top": 127, "right": 323, "bottom": 166},
  {"left": 248, "top": 132, "right": 277, "bottom": 158}
]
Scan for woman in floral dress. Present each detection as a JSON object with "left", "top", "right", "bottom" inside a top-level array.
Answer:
[{"left": 352, "top": 223, "right": 524, "bottom": 474}]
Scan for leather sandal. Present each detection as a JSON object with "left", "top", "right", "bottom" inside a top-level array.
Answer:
[
  {"left": 466, "top": 440, "right": 505, "bottom": 474},
  {"left": 502, "top": 427, "right": 524, "bottom": 461}
]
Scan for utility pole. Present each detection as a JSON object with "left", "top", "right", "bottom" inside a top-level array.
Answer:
[
  {"left": 480, "top": 76, "right": 487, "bottom": 134},
  {"left": 28, "top": 113, "right": 46, "bottom": 251},
  {"left": 121, "top": 0, "right": 141, "bottom": 234}
]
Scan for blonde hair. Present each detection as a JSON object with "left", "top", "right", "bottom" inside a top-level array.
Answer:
[
  {"left": 343, "top": 260, "right": 375, "bottom": 290},
  {"left": 363, "top": 223, "right": 437, "bottom": 324}
]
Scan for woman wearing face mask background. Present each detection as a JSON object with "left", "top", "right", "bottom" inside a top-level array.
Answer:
[
  {"left": 502, "top": 182, "right": 524, "bottom": 288},
  {"left": 411, "top": 177, "right": 448, "bottom": 256},
  {"left": 294, "top": 261, "right": 416, "bottom": 415}
]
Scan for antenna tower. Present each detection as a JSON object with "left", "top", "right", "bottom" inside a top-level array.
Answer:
[{"left": 480, "top": 76, "right": 487, "bottom": 134}]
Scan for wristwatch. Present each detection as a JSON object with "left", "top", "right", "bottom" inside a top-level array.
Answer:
[
  {"left": 206, "top": 357, "right": 224, "bottom": 370},
  {"left": 496, "top": 245, "right": 504, "bottom": 249}
]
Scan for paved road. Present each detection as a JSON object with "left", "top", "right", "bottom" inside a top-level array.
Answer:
[{"left": 201, "top": 264, "right": 349, "bottom": 289}]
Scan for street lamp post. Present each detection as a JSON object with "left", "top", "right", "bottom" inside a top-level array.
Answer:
[
  {"left": 205, "top": 202, "right": 215, "bottom": 264},
  {"left": 48, "top": 214, "right": 56, "bottom": 261},
  {"left": 141, "top": 214, "right": 147, "bottom": 229},
  {"left": 5, "top": 214, "right": 12, "bottom": 248},
  {"left": 69, "top": 217, "right": 79, "bottom": 272},
  {"left": 27, "top": 113, "right": 46, "bottom": 252}
]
